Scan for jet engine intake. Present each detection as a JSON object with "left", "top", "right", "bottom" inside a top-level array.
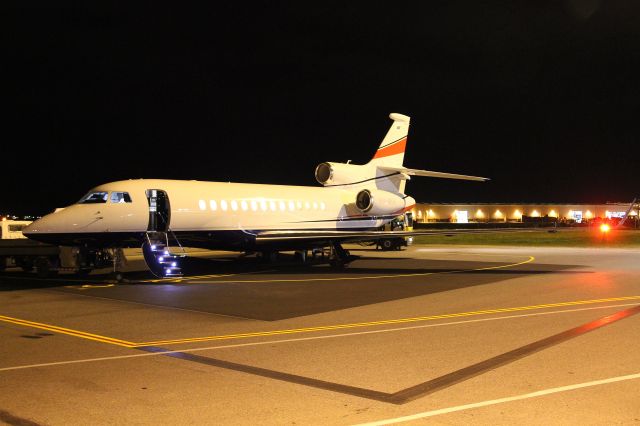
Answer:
[
  {"left": 355, "top": 189, "right": 407, "bottom": 216},
  {"left": 315, "top": 162, "right": 374, "bottom": 186}
]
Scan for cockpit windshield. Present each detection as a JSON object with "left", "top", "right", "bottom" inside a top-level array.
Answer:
[
  {"left": 78, "top": 192, "right": 109, "bottom": 204},
  {"left": 110, "top": 192, "right": 132, "bottom": 203}
]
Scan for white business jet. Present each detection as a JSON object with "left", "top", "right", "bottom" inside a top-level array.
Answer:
[{"left": 24, "top": 113, "right": 487, "bottom": 277}]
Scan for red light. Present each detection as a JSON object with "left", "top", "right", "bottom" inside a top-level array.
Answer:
[{"left": 600, "top": 224, "right": 611, "bottom": 233}]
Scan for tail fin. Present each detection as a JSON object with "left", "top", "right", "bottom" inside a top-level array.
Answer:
[{"left": 368, "top": 113, "right": 410, "bottom": 167}]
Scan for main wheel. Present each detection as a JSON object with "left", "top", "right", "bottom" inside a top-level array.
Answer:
[
  {"left": 16, "top": 257, "right": 34, "bottom": 272},
  {"left": 110, "top": 271, "right": 124, "bottom": 282},
  {"left": 35, "top": 257, "right": 52, "bottom": 278},
  {"left": 381, "top": 239, "right": 394, "bottom": 251},
  {"left": 329, "top": 259, "right": 346, "bottom": 269},
  {"left": 76, "top": 268, "right": 92, "bottom": 277}
]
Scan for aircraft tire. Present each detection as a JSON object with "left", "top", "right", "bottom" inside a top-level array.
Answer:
[
  {"left": 35, "top": 257, "right": 57, "bottom": 278},
  {"left": 16, "top": 257, "right": 34, "bottom": 272}
]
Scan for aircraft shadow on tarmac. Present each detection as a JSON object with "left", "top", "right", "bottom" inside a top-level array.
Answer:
[{"left": 0, "top": 255, "right": 586, "bottom": 321}]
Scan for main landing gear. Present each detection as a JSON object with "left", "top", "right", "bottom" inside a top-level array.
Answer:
[{"left": 329, "top": 241, "right": 359, "bottom": 268}]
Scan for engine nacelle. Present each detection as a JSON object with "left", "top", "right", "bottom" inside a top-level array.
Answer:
[
  {"left": 315, "top": 162, "right": 374, "bottom": 186},
  {"left": 355, "top": 189, "right": 411, "bottom": 216}
]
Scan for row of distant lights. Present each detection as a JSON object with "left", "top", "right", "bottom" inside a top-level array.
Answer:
[
  {"left": 414, "top": 209, "right": 603, "bottom": 219},
  {"left": 1, "top": 215, "right": 38, "bottom": 221},
  {"left": 198, "top": 199, "right": 326, "bottom": 212}
]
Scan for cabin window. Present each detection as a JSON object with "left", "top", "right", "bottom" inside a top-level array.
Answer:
[
  {"left": 110, "top": 192, "right": 132, "bottom": 203},
  {"left": 78, "top": 192, "right": 109, "bottom": 204}
]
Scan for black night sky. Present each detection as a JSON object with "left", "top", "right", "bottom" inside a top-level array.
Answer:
[{"left": 4, "top": 1, "right": 640, "bottom": 216}]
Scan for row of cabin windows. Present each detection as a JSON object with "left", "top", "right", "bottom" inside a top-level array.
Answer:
[
  {"left": 198, "top": 199, "right": 326, "bottom": 212},
  {"left": 78, "top": 191, "right": 132, "bottom": 204}
]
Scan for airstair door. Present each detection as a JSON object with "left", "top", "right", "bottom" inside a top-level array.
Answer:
[{"left": 146, "top": 189, "right": 170, "bottom": 232}]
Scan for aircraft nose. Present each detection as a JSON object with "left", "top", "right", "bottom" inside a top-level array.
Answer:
[
  {"left": 22, "top": 210, "right": 65, "bottom": 242},
  {"left": 22, "top": 221, "right": 36, "bottom": 236},
  {"left": 22, "top": 216, "right": 50, "bottom": 238}
]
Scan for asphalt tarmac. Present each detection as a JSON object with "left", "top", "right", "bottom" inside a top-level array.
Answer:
[{"left": 1, "top": 245, "right": 639, "bottom": 425}]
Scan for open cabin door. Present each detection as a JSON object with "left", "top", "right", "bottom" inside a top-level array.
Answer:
[{"left": 146, "top": 189, "right": 170, "bottom": 232}]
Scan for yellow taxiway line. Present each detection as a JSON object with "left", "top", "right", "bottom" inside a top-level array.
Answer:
[
  {"left": 135, "top": 295, "right": 640, "bottom": 346},
  {"left": 0, "top": 254, "right": 535, "bottom": 347},
  {"left": 0, "top": 315, "right": 136, "bottom": 347},
  {"left": 158, "top": 255, "right": 536, "bottom": 285},
  {"left": 6, "top": 254, "right": 635, "bottom": 350},
  {"left": 3, "top": 295, "right": 640, "bottom": 349}
]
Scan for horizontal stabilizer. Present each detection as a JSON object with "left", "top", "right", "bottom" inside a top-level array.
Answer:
[{"left": 379, "top": 166, "right": 489, "bottom": 182}]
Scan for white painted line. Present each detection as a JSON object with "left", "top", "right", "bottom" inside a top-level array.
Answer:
[
  {"left": 0, "top": 353, "right": 158, "bottom": 372},
  {"left": 1, "top": 302, "right": 637, "bottom": 373},
  {"left": 354, "top": 372, "right": 640, "bottom": 425}
]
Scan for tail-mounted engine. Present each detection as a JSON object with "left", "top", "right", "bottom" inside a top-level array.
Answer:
[
  {"left": 315, "top": 162, "right": 374, "bottom": 186},
  {"left": 355, "top": 189, "right": 413, "bottom": 216}
]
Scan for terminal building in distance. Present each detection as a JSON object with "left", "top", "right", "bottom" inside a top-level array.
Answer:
[{"left": 411, "top": 202, "right": 638, "bottom": 224}]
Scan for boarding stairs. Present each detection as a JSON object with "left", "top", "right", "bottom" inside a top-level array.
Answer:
[{"left": 142, "top": 231, "right": 185, "bottom": 278}]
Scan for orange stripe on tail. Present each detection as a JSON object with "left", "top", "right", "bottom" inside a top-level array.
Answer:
[{"left": 373, "top": 138, "right": 406, "bottom": 159}]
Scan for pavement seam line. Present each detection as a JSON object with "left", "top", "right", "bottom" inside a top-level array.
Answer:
[
  {"left": 355, "top": 372, "right": 640, "bottom": 425},
  {"left": 3, "top": 293, "right": 638, "bottom": 349},
  {"left": 1, "top": 301, "right": 638, "bottom": 373},
  {"left": 137, "top": 305, "right": 640, "bottom": 405}
]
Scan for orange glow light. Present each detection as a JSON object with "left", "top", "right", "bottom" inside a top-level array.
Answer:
[{"left": 600, "top": 224, "right": 611, "bottom": 233}]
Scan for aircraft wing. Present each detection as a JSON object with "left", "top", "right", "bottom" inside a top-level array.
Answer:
[
  {"left": 255, "top": 228, "right": 531, "bottom": 244},
  {"left": 379, "top": 166, "right": 489, "bottom": 182}
]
